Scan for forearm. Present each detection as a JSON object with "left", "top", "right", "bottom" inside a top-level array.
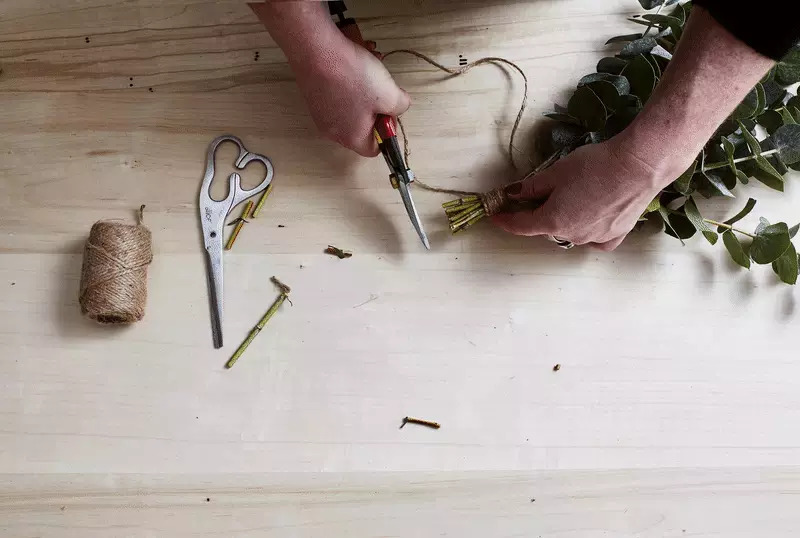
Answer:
[
  {"left": 622, "top": 6, "right": 775, "bottom": 178},
  {"left": 250, "top": 2, "right": 351, "bottom": 79}
]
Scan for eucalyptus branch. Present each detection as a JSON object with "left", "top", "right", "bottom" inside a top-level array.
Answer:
[
  {"left": 702, "top": 219, "right": 757, "bottom": 239},
  {"left": 440, "top": 0, "right": 800, "bottom": 284},
  {"left": 702, "top": 149, "right": 779, "bottom": 172}
]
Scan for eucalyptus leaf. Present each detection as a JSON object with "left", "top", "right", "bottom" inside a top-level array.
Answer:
[
  {"left": 762, "top": 80, "right": 787, "bottom": 108},
  {"left": 587, "top": 80, "right": 622, "bottom": 111},
  {"left": 605, "top": 106, "right": 640, "bottom": 136},
  {"left": 657, "top": 206, "right": 682, "bottom": 244},
  {"left": 649, "top": 44, "right": 673, "bottom": 61},
  {"left": 683, "top": 198, "right": 717, "bottom": 244},
  {"left": 733, "top": 85, "right": 763, "bottom": 120},
  {"left": 551, "top": 122, "right": 586, "bottom": 150},
  {"left": 778, "top": 107, "right": 797, "bottom": 125},
  {"left": 656, "top": 37, "right": 676, "bottom": 53},
  {"left": 627, "top": 17, "right": 659, "bottom": 28},
  {"left": 736, "top": 169, "right": 750, "bottom": 185},
  {"left": 622, "top": 54, "right": 656, "bottom": 102},
  {"left": 618, "top": 94, "right": 642, "bottom": 109},
  {"left": 589, "top": 131, "right": 609, "bottom": 144},
  {"left": 702, "top": 231, "right": 719, "bottom": 245},
  {"left": 641, "top": 14, "right": 681, "bottom": 27},
  {"left": 703, "top": 172, "right": 735, "bottom": 198},
  {"left": 790, "top": 223, "right": 800, "bottom": 239},
  {"left": 568, "top": 86, "right": 607, "bottom": 132},
  {"left": 579, "top": 73, "right": 631, "bottom": 95},
  {"left": 543, "top": 112, "right": 581, "bottom": 125},
  {"left": 642, "top": 14, "right": 682, "bottom": 41},
  {"left": 644, "top": 53, "right": 662, "bottom": 77},
  {"left": 772, "top": 243, "right": 799, "bottom": 285},
  {"left": 597, "top": 57, "right": 628, "bottom": 75},
  {"left": 721, "top": 137, "right": 737, "bottom": 173},
  {"left": 718, "top": 198, "right": 757, "bottom": 232},
  {"left": 757, "top": 109, "right": 783, "bottom": 135},
  {"left": 775, "top": 47, "right": 800, "bottom": 86},
  {"left": 672, "top": 161, "right": 696, "bottom": 195},
  {"left": 553, "top": 103, "right": 569, "bottom": 115},
  {"left": 722, "top": 231, "right": 751, "bottom": 269},
  {"left": 637, "top": 0, "right": 666, "bottom": 8},
  {"left": 738, "top": 122, "right": 762, "bottom": 155},
  {"left": 606, "top": 33, "right": 643, "bottom": 45},
  {"left": 620, "top": 37, "right": 658, "bottom": 58},
  {"left": 644, "top": 197, "right": 661, "bottom": 214},
  {"left": 762, "top": 66, "right": 776, "bottom": 84},
  {"left": 755, "top": 217, "right": 770, "bottom": 235},
  {"left": 663, "top": 208, "right": 697, "bottom": 240},
  {"left": 754, "top": 83, "right": 767, "bottom": 117},
  {"left": 770, "top": 124, "right": 800, "bottom": 164},
  {"left": 670, "top": 2, "right": 687, "bottom": 23},
  {"left": 751, "top": 222, "right": 791, "bottom": 264},
  {"left": 753, "top": 155, "right": 785, "bottom": 191}
]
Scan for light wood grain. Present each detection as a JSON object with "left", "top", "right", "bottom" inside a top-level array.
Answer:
[
  {"left": 1, "top": 0, "right": 799, "bottom": 534},
  {"left": 2, "top": 468, "right": 800, "bottom": 537}
]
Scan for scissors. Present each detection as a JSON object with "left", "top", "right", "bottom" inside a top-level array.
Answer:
[
  {"left": 199, "top": 135, "right": 274, "bottom": 348},
  {"left": 328, "top": 1, "right": 431, "bottom": 250}
]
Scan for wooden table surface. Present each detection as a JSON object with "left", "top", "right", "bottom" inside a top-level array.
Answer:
[{"left": 1, "top": 0, "right": 799, "bottom": 536}]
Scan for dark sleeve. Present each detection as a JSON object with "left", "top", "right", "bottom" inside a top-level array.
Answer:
[{"left": 693, "top": 0, "right": 800, "bottom": 60}]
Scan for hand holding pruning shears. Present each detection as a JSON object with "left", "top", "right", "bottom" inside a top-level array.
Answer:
[{"left": 249, "top": 2, "right": 410, "bottom": 158}]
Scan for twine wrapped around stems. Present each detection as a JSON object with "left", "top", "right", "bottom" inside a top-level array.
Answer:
[{"left": 79, "top": 206, "right": 153, "bottom": 324}]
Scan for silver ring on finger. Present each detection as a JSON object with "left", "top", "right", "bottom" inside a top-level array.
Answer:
[{"left": 547, "top": 235, "right": 575, "bottom": 250}]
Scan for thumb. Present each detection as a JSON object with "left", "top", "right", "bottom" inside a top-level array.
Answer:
[
  {"left": 385, "top": 88, "right": 411, "bottom": 117},
  {"left": 490, "top": 180, "right": 556, "bottom": 237}
]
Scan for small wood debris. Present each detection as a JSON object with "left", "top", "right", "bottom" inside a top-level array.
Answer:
[
  {"left": 400, "top": 416, "right": 440, "bottom": 429},
  {"left": 325, "top": 245, "right": 352, "bottom": 259},
  {"left": 552, "top": 364, "right": 561, "bottom": 372}
]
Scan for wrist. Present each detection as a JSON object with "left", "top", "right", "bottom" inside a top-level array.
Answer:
[{"left": 612, "top": 123, "right": 699, "bottom": 189}]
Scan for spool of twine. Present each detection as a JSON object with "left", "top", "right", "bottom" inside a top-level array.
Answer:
[{"left": 79, "top": 206, "right": 153, "bottom": 324}]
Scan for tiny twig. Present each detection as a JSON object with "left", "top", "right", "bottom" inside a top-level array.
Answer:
[
  {"left": 400, "top": 416, "right": 441, "bottom": 430},
  {"left": 225, "top": 200, "right": 254, "bottom": 250},
  {"left": 225, "top": 276, "right": 291, "bottom": 369},
  {"left": 325, "top": 245, "right": 352, "bottom": 259}
]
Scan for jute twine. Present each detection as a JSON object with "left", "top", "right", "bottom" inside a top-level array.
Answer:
[
  {"left": 382, "top": 49, "right": 536, "bottom": 216},
  {"left": 79, "top": 205, "right": 153, "bottom": 324}
]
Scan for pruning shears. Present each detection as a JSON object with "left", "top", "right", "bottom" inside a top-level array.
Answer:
[{"left": 328, "top": 1, "right": 430, "bottom": 250}]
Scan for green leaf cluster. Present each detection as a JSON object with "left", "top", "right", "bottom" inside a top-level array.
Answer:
[{"left": 543, "top": 1, "right": 800, "bottom": 284}]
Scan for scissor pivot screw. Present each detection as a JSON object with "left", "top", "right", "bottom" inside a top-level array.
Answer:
[{"left": 389, "top": 174, "right": 399, "bottom": 189}]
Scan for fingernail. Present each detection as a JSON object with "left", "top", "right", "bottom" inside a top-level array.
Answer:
[{"left": 504, "top": 182, "right": 523, "bottom": 196}]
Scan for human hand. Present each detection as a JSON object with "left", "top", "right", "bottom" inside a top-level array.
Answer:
[
  {"left": 249, "top": 1, "right": 410, "bottom": 157},
  {"left": 293, "top": 39, "right": 411, "bottom": 157},
  {"left": 491, "top": 138, "right": 689, "bottom": 250}
]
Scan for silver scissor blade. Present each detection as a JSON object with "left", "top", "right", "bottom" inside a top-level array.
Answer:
[
  {"left": 203, "top": 248, "right": 224, "bottom": 348},
  {"left": 396, "top": 181, "right": 430, "bottom": 250}
]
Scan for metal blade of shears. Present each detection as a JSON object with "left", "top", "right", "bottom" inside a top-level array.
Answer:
[{"left": 396, "top": 180, "right": 430, "bottom": 250}]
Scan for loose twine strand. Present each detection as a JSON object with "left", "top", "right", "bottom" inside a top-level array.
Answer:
[
  {"left": 79, "top": 205, "right": 153, "bottom": 324},
  {"left": 382, "top": 49, "right": 532, "bottom": 210}
]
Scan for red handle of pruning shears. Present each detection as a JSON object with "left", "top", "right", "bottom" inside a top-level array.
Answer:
[{"left": 373, "top": 114, "right": 397, "bottom": 142}]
